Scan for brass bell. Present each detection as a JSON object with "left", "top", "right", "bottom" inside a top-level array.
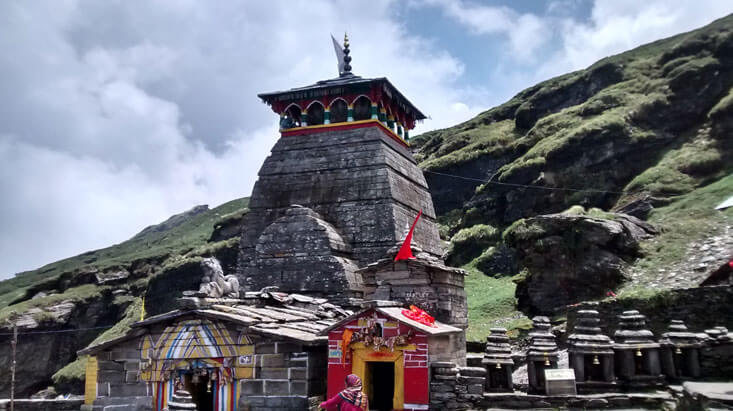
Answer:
[
  {"left": 636, "top": 348, "right": 643, "bottom": 357},
  {"left": 495, "top": 363, "right": 502, "bottom": 369},
  {"left": 675, "top": 347, "right": 682, "bottom": 355},
  {"left": 544, "top": 356, "right": 550, "bottom": 366},
  {"left": 592, "top": 355, "right": 600, "bottom": 365},
  {"left": 206, "top": 379, "right": 212, "bottom": 393}
]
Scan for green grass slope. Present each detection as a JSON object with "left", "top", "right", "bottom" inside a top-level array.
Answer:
[
  {"left": 414, "top": 14, "right": 733, "bottom": 340},
  {"left": 0, "top": 198, "right": 249, "bottom": 311}
]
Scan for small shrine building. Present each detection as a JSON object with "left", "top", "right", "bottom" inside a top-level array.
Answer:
[
  {"left": 321, "top": 304, "right": 462, "bottom": 411},
  {"left": 78, "top": 291, "right": 349, "bottom": 411}
]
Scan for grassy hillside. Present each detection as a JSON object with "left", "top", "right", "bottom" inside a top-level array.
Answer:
[
  {"left": 414, "top": 14, "right": 733, "bottom": 340},
  {"left": 0, "top": 197, "right": 248, "bottom": 313}
]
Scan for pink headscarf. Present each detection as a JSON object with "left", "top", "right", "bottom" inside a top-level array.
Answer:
[{"left": 339, "top": 374, "right": 368, "bottom": 410}]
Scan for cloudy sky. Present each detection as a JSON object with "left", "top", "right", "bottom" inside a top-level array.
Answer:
[{"left": 1, "top": 0, "right": 731, "bottom": 279}]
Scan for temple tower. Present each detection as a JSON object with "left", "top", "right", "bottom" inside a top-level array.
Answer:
[{"left": 238, "top": 35, "right": 444, "bottom": 306}]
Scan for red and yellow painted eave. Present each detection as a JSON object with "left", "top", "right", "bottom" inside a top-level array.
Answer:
[{"left": 280, "top": 119, "right": 410, "bottom": 148}]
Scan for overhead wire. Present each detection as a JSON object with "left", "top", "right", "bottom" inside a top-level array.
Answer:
[{"left": 422, "top": 169, "right": 638, "bottom": 195}]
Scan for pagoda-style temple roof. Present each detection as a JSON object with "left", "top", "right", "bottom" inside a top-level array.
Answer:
[
  {"left": 257, "top": 35, "right": 426, "bottom": 138},
  {"left": 258, "top": 74, "right": 426, "bottom": 122}
]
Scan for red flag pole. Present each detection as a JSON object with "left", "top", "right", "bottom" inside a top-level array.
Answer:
[{"left": 395, "top": 210, "right": 422, "bottom": 261}]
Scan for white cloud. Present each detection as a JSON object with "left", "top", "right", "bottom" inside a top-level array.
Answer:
[
  {"left": 1, "top": 0, "right": 730, "bottom": 280},
  {"left": 538, "top": 0, "right": 733, "bottom": 78},
  {"left": 423, "top": 0, "right": 552, "bottom": 62},
  {"left": 0, "top": 0, "right": 476, "bottom": 278}
]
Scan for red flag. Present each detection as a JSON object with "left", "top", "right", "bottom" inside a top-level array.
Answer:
[{"left": 395, "top": 210, "right": 422, "bottom": 261}]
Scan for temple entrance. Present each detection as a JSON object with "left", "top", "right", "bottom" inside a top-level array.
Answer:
[
  {"left": 367, "top": 362, "right": 394, "bottom": 411},
  {"left": 184, "top": 372, "right": 213, "bottom": 411}
]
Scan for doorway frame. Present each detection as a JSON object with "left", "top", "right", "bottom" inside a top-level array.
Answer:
[{"left": 350, "top": 343, "right": 415, "bottom": 410}]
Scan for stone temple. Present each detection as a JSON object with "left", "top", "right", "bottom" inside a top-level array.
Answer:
[{"left": 237, "top": 35, "right": 454, "bottom": 312}]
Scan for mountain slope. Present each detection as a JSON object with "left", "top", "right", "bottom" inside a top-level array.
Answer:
[
  {"left": 415, "top": 14, "right": 732, "bottom": 223},
  {"left": 0, "top": 197, "right": 248, "bottom": 396},
  {"left": 413, "top": 14, "right": 733, "bottom": 339}
]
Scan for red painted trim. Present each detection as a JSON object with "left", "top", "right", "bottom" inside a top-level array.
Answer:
[{"left": 281, "top": 120, "right": 409, "bottom": 148}]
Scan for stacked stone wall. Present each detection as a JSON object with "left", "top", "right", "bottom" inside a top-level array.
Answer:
[
  {"left": 239, "top": 342, "right": 327, "bottom": 411},
  {"left": 94, "top": 339, "right": 150, "bottom": 403},
  {"left": 429, "top": 363, "right": 485, "bottom": 410},
  {"left": 700, "top": 339, "right": 733, "bottom": 379},
  {"left": 238, "top": 126, "right": 444, "bottom": 297}
]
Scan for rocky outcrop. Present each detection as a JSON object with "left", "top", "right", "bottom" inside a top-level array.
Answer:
[
  {"left": 507, "top": 212, "right": 657, "bottom": 314},
  {"left": 0, "top": 291, "right": 132, "bottom": 397}
]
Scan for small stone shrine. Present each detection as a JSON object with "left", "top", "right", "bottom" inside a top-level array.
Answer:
[
  {"left": 321, "top": 304, "right": 462, "bottom": 411},
  {"left": 612, "top": 310, "right": 663, "bottom": 388},
  {"left": 79, "top": 267, "right": 351, "bottom": 411},
  {"left": 526, "top": 316, "right": 560, "bottom": 393},
  {"left": 567, "top": 310, "right": 615, "bottom": 392},
  {"left": 357, "top": 245, "right": 468, "bottom": 330},
  {"left": 659, "top": 319, "right": 702, "bottom": 380},
  {"left": 482, "top": 327, "right": 514, "bottom": 392}
]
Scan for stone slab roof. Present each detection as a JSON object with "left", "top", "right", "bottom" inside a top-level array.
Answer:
[{"left": 78, "top": 292, "right": 351, "bottom": 355}]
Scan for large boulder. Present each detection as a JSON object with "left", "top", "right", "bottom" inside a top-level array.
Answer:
[{"left": 505, "top": 211, "right": 657, "bottom": 314}]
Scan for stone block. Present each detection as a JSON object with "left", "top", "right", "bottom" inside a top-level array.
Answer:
[
  {"left": 255, "top": 343, "right": 276, "bottom": 354},
  {"left": 434, "top": 375, "right": 456, "bottom": 381},
  {"left": 123, "top": 361, "right": 140, "bottom": 371},
  {"left": 109, "top": 382, "right": 148, "bottom": 397},
  {"left": 454, "top": 384, "right": 467, "bottom": 394},
  {"left": 430, "top": 382, "right": 454, "bottom": 393},
  {"left": 97, "top": 360, "right": 124, "bottom": 371},
  {"left": 264, "top": 380, "right": 290, "bottom": 395},
  {"left": 259, "top": 353, "right": 286, "bottom": 368},
  {"left": 467, "top": 384, "right": 483, "bottom": 394},
  {"left": 96, "top": 382, "right": 109, "bottom": 397},
  {"left": 586, "top": 398, "right": 609, "bottom": 407},
  {"left": 259, "top": 367, "right": 289, "bottom": 379},
  {"left": 458, "top": 367, "right": 486, "bottom": 377},
  {"left": 98, "top": 370, "right": 124, "bottom": 384},
  {"left": 239, "top": 395, "right": 265, "bottom": 407},
  {"left": 125, "top": 371, "right": 138, "bottom": 383},
  {"left": 431, "top": 392, "right": 456, "bottom": 401},
  {"left": 241, "top": 380, "right": 264, "bottom": 396},
  {"left": 291, "top": 380, "right": 307, "bottom": 395},
  {"left": 289, "top": 367, "right": 307, "bottom": 380},
  {"left": 457, "top": 376, "right": 484, "bottom": 385},
  {"left": 276, "top": 342, "right": 302, "bottom": 353},
  {"left": 110, "top": 349, "right": 139, "bottom": 361}
]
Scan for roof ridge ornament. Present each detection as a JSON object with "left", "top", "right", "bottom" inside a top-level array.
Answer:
[
  {"left": 342, "top": 33, "right": 352, "bottom": 75},
  {"left": 331, "top": 33, "right": 352, "bottom": 77}
]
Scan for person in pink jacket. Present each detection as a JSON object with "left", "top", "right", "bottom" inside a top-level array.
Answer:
[{"left": 320, "top": 374, "right": 369, "bottom": 411}]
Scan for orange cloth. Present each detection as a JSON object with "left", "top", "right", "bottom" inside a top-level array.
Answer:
[{"left": 341, "top": 329, "right": 354, "bottom": 364}]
